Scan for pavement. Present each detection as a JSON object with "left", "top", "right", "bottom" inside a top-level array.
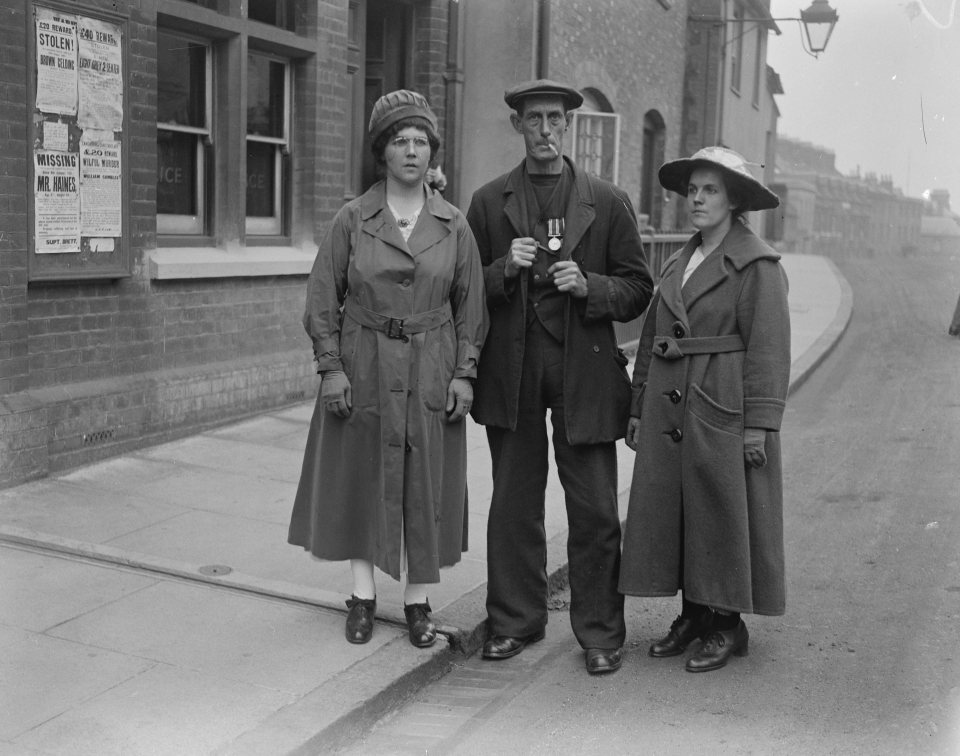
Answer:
[{"left": 0, "top": 252, "right": 852, "bottom": 756}]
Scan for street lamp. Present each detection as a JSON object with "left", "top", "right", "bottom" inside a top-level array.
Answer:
[
  {"left": 692, "top": 0, "right": 840, "bottom": 58},
  {"left": 799, "top": 0, "right": 839, "bottom": 57}
]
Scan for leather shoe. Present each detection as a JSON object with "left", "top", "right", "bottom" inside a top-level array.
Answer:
[
  {"left": 403, "top": 601, "right": 437, "bottom": 648},
  {"left": 685, "top": 620, "right": 749, "bottom": 672},
  {"left": 585, "top": 647, "right": 623, "bottom": 674},
  {"left": 344, "top": 595, "right": 376, "bottom": 644},
  {"left": 482, "top": 629, "right": 545, "bottom": 660},
  {"left": 649, "top": 611, "right": 713, "bottom": 657}
]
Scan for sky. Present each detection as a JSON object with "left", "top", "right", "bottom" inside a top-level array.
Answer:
[{"left": 766, "top": 0, "right": 960, "bottom": 206}]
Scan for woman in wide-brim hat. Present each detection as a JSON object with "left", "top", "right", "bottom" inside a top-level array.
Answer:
[
  {"left": 618, "top": 146, "right": 791, "bottom": 673},
  {"left": 288, "top": 90, "right": 487, "bottom": 649}
]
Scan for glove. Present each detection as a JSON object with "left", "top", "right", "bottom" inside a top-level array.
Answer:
[
  {"left": 445, "top": 377, "right": 473, "bottom": 422},
  {"left": 625, "top": 416, "right": 642, "bottom": 451},
  {"left": 321, "top": 370, "right": 352, "bottom": 417},
  {"left": 743, "top": 427, "right": 767, "bottom": 468}
]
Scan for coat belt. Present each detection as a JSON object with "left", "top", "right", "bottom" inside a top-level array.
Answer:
[
  {"left": 653, "top": 334, "right": 745, "bottom": 360},
  {"left": 343, "top": 298, "right": 452, "bottom": 342}
]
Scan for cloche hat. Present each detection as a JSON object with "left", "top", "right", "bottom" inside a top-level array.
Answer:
[
  {"left": 659, "top": 146, "right": 780, "bottom": 211},
  {"left": 368, "top": 89, "right": 438, "bottom": 143},
  {"left": 503, "top": 78, "right": 583, "bottom": 111}
]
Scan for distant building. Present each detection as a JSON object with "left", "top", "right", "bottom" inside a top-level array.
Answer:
[
  {"left": 771, "top": 136, "right": 924, "bottom": 258},
  {"left": 920, "top": 190, "right": 960, "bottom": 255}
]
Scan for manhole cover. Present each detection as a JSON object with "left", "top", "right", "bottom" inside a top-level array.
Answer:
[{"left": 198, "top": 564, "right": 233, "bottom": 576}]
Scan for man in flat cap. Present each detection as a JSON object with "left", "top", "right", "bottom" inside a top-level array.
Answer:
[{"left": 466, "top": 78, "right": 653, "bottom": 674}]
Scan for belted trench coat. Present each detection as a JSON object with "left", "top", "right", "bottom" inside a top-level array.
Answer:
[
  {"left": 288, "top": 182, "right": 487, "bottom": 583},
  {"left": 618, "top": 221, "right": 791, "bottom": 615},
  {"left": 465, "top": 158, "right": 653, "bottom": 444}
]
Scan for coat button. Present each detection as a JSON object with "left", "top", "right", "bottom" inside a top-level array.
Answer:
[
  {"left": 670, "top": 428, "right": 683, "bottom": 442},
  {"left": 668, "top": 389, "right": 682, "bottom": 404},
  {"left": 673, "top": 324, "right": 685, "bottom": 338},
  {"left": 401, "top": 279, "right": 411, "bottom": 287},
  {"left": 592, "top": 345, "right": 600, "bottom": 353}
]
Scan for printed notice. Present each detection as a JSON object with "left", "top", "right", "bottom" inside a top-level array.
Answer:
[
  {"left": 42, "top": 120, "right": 70, "bottom": 152},
  {"left": 34, "top": 150, "right": 81, "bottom": 253},
  {"left": 35, "top": 8, "right": 78, "bottom": 116},
  {"left": 80, "top": 132, "right": 121, "bottom": 237},
  {"left": 78, "top": 16, "right": 122, "bottom": 130}
]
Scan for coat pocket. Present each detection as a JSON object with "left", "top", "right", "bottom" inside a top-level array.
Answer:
[{"left": 687, "top": 383, "right": 743, "bottom": 436}]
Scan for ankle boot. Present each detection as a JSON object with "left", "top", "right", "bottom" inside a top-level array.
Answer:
[{"left": 345, "top": 595, "right": 376, "bottom": 644}]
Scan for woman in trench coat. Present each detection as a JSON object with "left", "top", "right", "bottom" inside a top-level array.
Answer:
[
  {"left": 619, "top": 147, "right": 790, "bottom": 672},
  {"left": 288, "top": 90, "right": 487, "bottom": 647}
]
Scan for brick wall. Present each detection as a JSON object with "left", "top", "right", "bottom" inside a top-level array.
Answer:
[{"left": 549, "top": 0, "right": 688, "bottom": 218}]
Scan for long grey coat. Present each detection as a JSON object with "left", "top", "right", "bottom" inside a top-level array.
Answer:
[
  {"left": 288, "top": 182, "right": 487, "bottom": 583},
  {"left": 618, "top": 221, "right": 791, "bottom": 615}
]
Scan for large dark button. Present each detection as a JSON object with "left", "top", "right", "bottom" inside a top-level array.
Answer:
[
  {"left": 670, "top": 428, "right": 683, "bottom": 442},
  {"left": 668, "top": 389, "right": 682, "bottom": 404},
  {"left": 401, "top": 279, "right": 411, "bottom": 287},
  {"left": 672, "top": 324, "right": 685, "bottom": 338}
]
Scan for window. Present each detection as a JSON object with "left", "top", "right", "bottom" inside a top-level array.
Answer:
[
  {"left": 731, "top": 9, "right": 744, "bottom": 93},
  {"left": 640, "top": 111, "right": 666, "bottom": 230},
  {"left": 249, "top": 0, "right": 293, "bottom": 29},
  {"left": 752, "top": 27, "right": 763, "bottom": 107},
  {"left": 246, "top": 53, "right": 290, "bottom": 236},
  {"left": 157, "top": 32, "right": 211, "bottom": 235},
  {"left": 571, "top": 90, "right": 619, "bottom": 184}
]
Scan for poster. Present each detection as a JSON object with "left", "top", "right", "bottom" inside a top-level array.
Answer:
[
  {"left": 80, "top": 131, "right": 121, "bottom": 237},
  {"left": 77, "top": 16, "right": 122, "bottom": 131},
  {"left": 34, "top": 150, "right": 81, "bottom": 253},
  {"left": 35, "top": 8, "right": 78, "bottom": 116}
]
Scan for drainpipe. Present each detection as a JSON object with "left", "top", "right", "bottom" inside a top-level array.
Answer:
[
  {"left": 537, "top": 0, "right": 551, "bottom": 78},
  {"left": 443, "top": 0, "right": 463, "bottom": 200}
]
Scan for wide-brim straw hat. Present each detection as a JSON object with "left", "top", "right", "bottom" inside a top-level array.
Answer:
[
  {"left": 659, "top": 146, "right": 780, "bottom": 211},
  {"left": 368, "top": 89, "right": 438, "bottom": 144}
]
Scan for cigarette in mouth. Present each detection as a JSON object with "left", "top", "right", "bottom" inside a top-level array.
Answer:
[{"left": 547, "top": 144, "right": 558, "bottom": 156}]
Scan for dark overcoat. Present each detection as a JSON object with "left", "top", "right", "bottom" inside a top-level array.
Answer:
[
  {"left": 465, "top": 158, "right": 653, "bottom": 444},
  {"left": 288, "top": 182, "right": 487, "bottom": 583},
  {"left": 618, "top": 221, "right": 791, "bottom": 615}
]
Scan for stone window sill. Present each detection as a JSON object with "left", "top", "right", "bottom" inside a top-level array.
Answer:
[{"left": 149, "top": 246, "right": 315, "bottom": 280}]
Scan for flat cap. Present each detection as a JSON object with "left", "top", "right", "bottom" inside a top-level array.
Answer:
[{"left": 503, "top": 79, "right": 583, "bottom": 111}]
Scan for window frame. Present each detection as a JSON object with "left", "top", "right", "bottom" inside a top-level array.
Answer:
[
  {"left": 156, "top": 32, "right": 213, "bottom": 236},
  {"left": 244, "top": 52, "right": 291, "bottom": 237},
  {"left": 570, "top": 110, "right": 621, "bottom": 185}
]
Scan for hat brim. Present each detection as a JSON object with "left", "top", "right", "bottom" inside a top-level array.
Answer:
[
  {"left": 659, "top": 158, "right": 780, "bottom": 211},
  {"left": 503, "top": 80, "right": 583, "bottom": 111}
]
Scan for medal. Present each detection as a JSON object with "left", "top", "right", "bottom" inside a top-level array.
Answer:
[{"left": 546, "top": 218, "right": 564, "bottom": 252}]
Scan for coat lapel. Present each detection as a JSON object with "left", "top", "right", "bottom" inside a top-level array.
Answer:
[
  {"left": 658, "top": 236, "right": 697, "bottom": 327},
  {"left": 560, "top": 159, "right": 596, "bottom": 260},
  {"left": 406, "top": 188, "right": 453, "bottom": 257},
  {"left": 501, "top": 163, "right": 526, "bottom": 239},
  {"left": 359, "top": 182, "right": 409, "bottom": 254}
]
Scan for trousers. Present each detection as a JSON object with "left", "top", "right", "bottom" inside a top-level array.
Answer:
[{"left": 485, "top": 322, "right": 626, "bottom": 650}]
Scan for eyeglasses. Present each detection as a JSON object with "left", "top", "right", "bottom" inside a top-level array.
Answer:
[{"left": 390, "top": 136, "right": 431, "bottom": 150}]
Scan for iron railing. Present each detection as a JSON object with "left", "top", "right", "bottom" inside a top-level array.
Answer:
[{"left": 613, "top": 232, "right": 689, "bottom": 349}]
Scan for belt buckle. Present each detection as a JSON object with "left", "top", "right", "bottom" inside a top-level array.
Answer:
[{"left": 386, "top": 317, "right": 406, "bottom": 340}]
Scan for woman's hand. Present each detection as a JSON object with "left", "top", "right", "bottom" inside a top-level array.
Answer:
[
  {"left": 625, "top": 416, "right": 642, "bottom": 451},
  {"left": 743, "top": 427, "right": 767, "bottom": 468},
  {"left": 445, "top": 377, "right": 473, "bottom": 422},
  {"left": 321, "top": 370, "right": 352, "bottom": 417}
]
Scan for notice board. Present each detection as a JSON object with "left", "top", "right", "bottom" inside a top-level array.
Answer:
[{"left": 29, "top": 3, "right": 129, "bottom": 280}]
